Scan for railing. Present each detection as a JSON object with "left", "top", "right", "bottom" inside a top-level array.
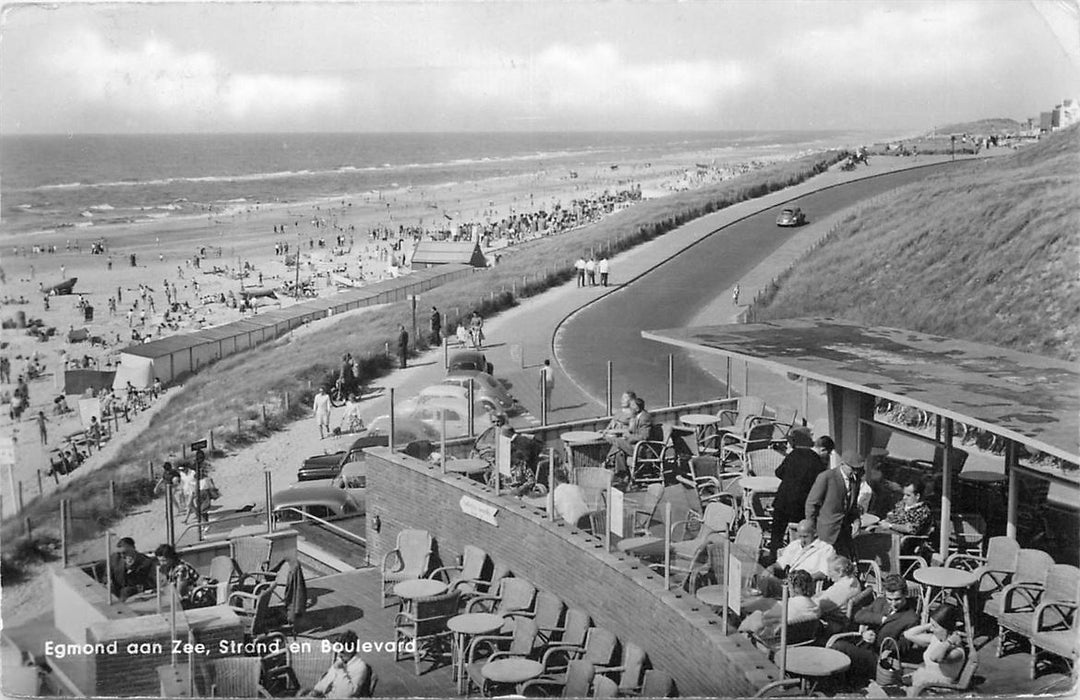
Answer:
[{"left": 273, "top": 507, "right": 367, "bottom": 549}]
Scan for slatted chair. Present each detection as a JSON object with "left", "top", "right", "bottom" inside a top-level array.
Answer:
[
  {"left": 467, "top": 577, "right": 536, "bottom": 618},
  {"left": 732, "top": 522, "right": 766, "bottom": 581},
  {"left": 602, "top": 641, "right": 647, "bottom": 696},
  {"left": 592, "top": 673, "right": 619, "bottom": 698},
  {"left": 949, "top": 512, "right": 987, "bottom": 558},
  {"left": 464, "top": 617, "right": 540, "bottom": 696},
  {"left": 744, "top": 447, "right": 785, "bottom": 479},
  {"left": 520, "top": 659, "right": 595, "bottom": 698},
  {"left": 628, "top": 483, "right": 666, "bottom": 536},
  {"left": 912, "top": 651, "right": 980, "bottom": 695},
  {"left": 636, "top": 669, "right": 675, "bottom": 697},
  {"left": 669, "top": 502, "right": 738, "bottom": 568},
  {"left": 204, "top": 656, "right": 267, "bottom": 697},
  {"left": 677, "top": 456, "right": 740, "bottom": 511},
  {"left": 525, "top": 627, "right": 618, "bottom": 695},
  {"left": 715, "top": 396, "right": 768, "bottom": 436},
  {"left": 985, "top": 548, "right": 1055, "bottom": 621},
  {"left": 228, "top": 588, "right": 290, "bottom": 640},
  {"left": 191, "top": 555, "right": 241, "bottom": 605},
  {"left": 546, "top": 607, "right": 591, "bottom": 650},
  {"left": 945, "top": 535, "right": 1019, "bottom": 597},
  {"left": 718, "top": 422, "right": 780, "bottom": 472},
  {"left": 627, "top": 423, "right": 676, "bottom": 487},
  {"left": 428, "top": 544, "right": 490, "bottom": 603},
  {"left": 505, "top": 589, "right": 565, "bottom": 643},
  {"left": 1030, "top": 580, "right": 1079, "bottom": 680},
  {"left": 997, "top": 563, "right": 1079, "bottom": 672},
  {"left": 745, "top": 618, "right": 824, "bottom": 661},
  {"left": 381, "top": 528, "right": 434, "bottom": 607},
  {"left": 766, "top": 406, "right": 800, "bottom": 445},
  {"left": 574, "top": 467, "right": 613, "bottom": 534},
  {"left": 232, "top": 536, "right": 275, "bottom": 586},
  {"left": 393, "top": 588, "right": 460, "bottom": 675}
]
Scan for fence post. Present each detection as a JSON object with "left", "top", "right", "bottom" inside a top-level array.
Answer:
[
  {"left": 208, "top": 429, "right": 215, "bottom": 453},
  {"left": 18, "top": 480, "right": 24, "bottom": 512},
  {"left": 147, "top": 460, "right": 155, "bottom": 482},
  {"left": 60, "top": 500, "right": 68, "bottom": 567},
  {"left": 667, "top": 354, "right": 674, "bottom": 407},
  {"left": 388, "top": 388, "right": 396, "bottom": 453},
  {"left": 24, "top": 517, "right": 31, "bottom": 537},
  {"left": 109, "top": 480, "right": 116, "bottom": 509},
  {"left": 262, "top": 404, "right": 268, "bottom": 426},
  {"left": 37, "top": 470, "right": 43, "bottom": 496},
  {"left": 606, "top": 361, "right": 613, "bottom": 416},
  {"left": 284, "top": 392, "right": 289, "bottom": 414}
]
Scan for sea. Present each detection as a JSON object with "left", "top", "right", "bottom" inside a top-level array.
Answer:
[{"left": 0, "top": 130, "right": 896, "bottom": 237}]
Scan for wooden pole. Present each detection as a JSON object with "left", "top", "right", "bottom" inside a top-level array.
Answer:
[
  {"left": 801, "top": 377, "right": 809, "bottom": 423},
  {"left": 165, "top": 484, "right": 176, "bottom": 547},
  {"left": 547, "top": 448, "right": 555, "bottom": 522},
  {"left": 23, "top": 517, "right": 31, "bottom": 537},
  {"left": 440, "top": 413, "right": 447, "bottom": 474},
  {"left": 388, "top": 388, "right": 396, "bottom": 452},
  {"left": 264, "top": 471, "right": 274, "bottom": 534},
  {"left": 60, "top": 500, "right": 68, "bottom": 567},
  {"left": 721, "top": 535, "right": 730, "bottom": 633},
  {"left": 779, "top": 582, "right": 790, "bottom": 678},
  {"left": 109, "top": 480, "right": 116, "bottom": 509},
  {"left": 667, "top": 354, "right": 674, "bottom": 407},
  {"left": 467, "top": 379, "right": 475, "bottom": 438},
  {"left": 605, "top": 483, "right": 612, "bottom": 552},
  {"left": 606, "top": 361, "right": 613, "bottom": 417},
  {"left": 663, "top": 502, "right": 671, "bottom": 590},
  {"left": 494, "top": 436, "right": 501, "bottom": 497},
  {"left": 743, "top": 359, "right": 749, "bottom": 397},
  {"left": 1005, "top": 440, "right": 1018, "bottom": 540},
  {"left": 148, "top": 460, "right": 155, "bottom": 482},
  {"left": 17, "top": 480, "right": 23, "bottom": 512},
  {"left": 37, "top": 470, "right": 43, "bottom": 496},
  {"left": 939, "top": 418, "right": 954, "bottom": 559},
  {"left": 105, "top": 531, "right": 113, "bottom": 605}
]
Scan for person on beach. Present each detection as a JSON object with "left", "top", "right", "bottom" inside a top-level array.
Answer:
[
  {"left": 468, "top": 312, "right": 484, "bottom": 349},
  {"left": 154, "top": 544, "right": 201, "bottom": 607},
  {"left": 904, "top": 604, "right": 967, "bottom": 695},
  {"left": 314, "top": 386, "right": 332, "bottom": 439},
  {"left": 304, "top": 629, "right": 374, "bottom": 697},
  {"left": 733, "top": 283, "right": 740, "bottom": 305},
  {"left": 397, "top": 325, "right": 409, "bottom": 368},
  {"left": 36, "top": 410, "right": 49, "bottom": 444},
  {"left": 604, "top": 391, "right": 638, "bottom": 435},
  {"left": 599, "top": 257, "right": 609, "bottom": 286}
]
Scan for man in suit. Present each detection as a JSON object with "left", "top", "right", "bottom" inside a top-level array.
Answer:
[
  {"left": 109, "top": 537, "right": 156, "bottom": 601},
  {"left": 831, "top": 573, "right": 920, "bottom": 683},
  {"left": 805, "top": 449, "right": 864, "bottom": 556},
  {"left": 770, "top": 428, "right": 826, "bottom": 558},
  {"left": 605, "top": 397, "right": 655, "bottom": 479}
]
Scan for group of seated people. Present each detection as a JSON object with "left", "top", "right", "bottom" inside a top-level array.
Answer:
[{"left": 106, "top": 538, "right": 217, "bottom": 609}]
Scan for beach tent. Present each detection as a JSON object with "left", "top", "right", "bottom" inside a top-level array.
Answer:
[
  {"left": 64, "top": 370, "right": 116, "bottom": 396},
  {"left": 411, "top": 241, "right": 487, "bottom": 268},
  {"left": 78, "top": 398, "right": 102, "bottom": 429},
  {"left": 112, "top": 354, "right": 155, "bottom": 391}
]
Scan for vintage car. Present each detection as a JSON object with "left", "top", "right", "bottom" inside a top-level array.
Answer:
[
  {"left": 442, "top": 370, "right": 518, "bottom": 414},
  {"left": 775, "top": 206, "right": 807, "bottom": 227},
  {"left": 297, "top": 434, "right": 387, "bottom": 482}
]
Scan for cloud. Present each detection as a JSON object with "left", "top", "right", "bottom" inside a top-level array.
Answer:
[
  {"left": 447, "top": 42, "right": 747, "bottom": 123},
  {"left": 48, "top": 30, "right": 345, "bottom": 125}
]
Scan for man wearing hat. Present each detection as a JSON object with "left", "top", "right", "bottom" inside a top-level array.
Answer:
[
  {"left": 805, "top": 449, "right": 865, "bottom": 556},
  {"left": 770, "top": 428, "right": 826, "bottom": 559}
]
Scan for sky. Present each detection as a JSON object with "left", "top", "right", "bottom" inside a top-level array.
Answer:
[{"left": 1, "top": 0, "right": 1078, "bottom": 134}]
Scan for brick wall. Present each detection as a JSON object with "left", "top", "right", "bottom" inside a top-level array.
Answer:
[{"left": 365, "top": 447, "right": 781, "bottom": 697}]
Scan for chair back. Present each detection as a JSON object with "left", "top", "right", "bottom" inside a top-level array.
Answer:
[
  {"left": 701, "top": 502, "right": 737, "bottom": 535},
  {"left": 496, "top": 578, "right": 537, "bottom": 616},
  {"left": 564, "top": 661, "right": 596, "bottom": 697},
  {"left": 413, "top": 589, "right": 460, "bottom": 636},
  {"left": 983, "top": 536, "right": 1020, "bottom": 573},
  {"left": 582, "top": 627, "right": 617, "bottom": 666},
  {"left": 575, "top": 467, "right": 612, "bottom": 509},
  {"left": 689, "top": 456, "right": 722, "bottom": 482},
  {"left": 533, "top": 590, "right": 566, "bottom": 635},
  {"left": 646, "top": 423, "right": 665, "bottom": 443},
  {"left": 508, "top": 617, "right": 540, "bottom": 656},
  {"left": 206, "top": 656, "right": 261, "bottom": 697},
  {"left": 616, "top": 642, "right": 648, "bottom": 692},
  {"left": 743, "top": 422, "right": 779, "bottom": 452},
  {"left": 231, "top": 536, "right": 272, "bottom": 574},
  {"left": 1014, "top": 548, "right": 1055, "bottom": 585},
  {"left": 950, "top": 513, "right": 986, "bottom": 556},
  {"left": 486, "top": 563, "right": 511, "bottom": 595},
  {"left": 1043, "top": 564, "right": 1080, "bottom": 604},
  {"left": 641, "top": 669, "right": 675, "bottom": 698},
  {"left": 734, "top": 522, "right": 764, "bottom": 560},
  {"left": 721, "top": 396, "right": 767, "bottom": 430},
  {"left": 459, "top": 545, "right": 488, "bottom": 582},
  {"left": 395, "top": 529, "right": 433, "bottom": 578},
  {"left": 745, "top": 448, "right": 784, "bottom": 478},
  {"left": 247, "top": 589, "right": 275, "bottom": 635},
  {"left": 207, "top": 555, "right": 238, "bottom": 584},
  {"left": 561, "top": 608, "right": 591, "bottom": 647},
  {"left": 592, "top": 674, "right": 619, "bottom": 698},
  {"left": 786, "top": 618, "right": 823, "bottom": 646}
]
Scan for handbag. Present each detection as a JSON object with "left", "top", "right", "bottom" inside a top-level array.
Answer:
[{"left": 875, "top": 636, "right": 904, "bottom": 687}]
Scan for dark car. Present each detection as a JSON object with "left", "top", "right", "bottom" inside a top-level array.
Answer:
[
  {"left": 448, "top": 350, "right": 493, "bottom": 376},
  {"left": 776, "top": 207, "right": 807, "bottom": 227},
  {"left": 297, "top": 434, "right": 388, "bottom": 482}
]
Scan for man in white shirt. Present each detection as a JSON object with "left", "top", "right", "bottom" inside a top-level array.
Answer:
[
  {"left": 755, "top": 519, "right": 836, "bottom": 597},
  {"left": 307, "top": 630, "right": 374, "bottom": 698},
  {"left": 574, "top": 257, "right": 586, "bottom": 287},
  {"left": 598, "top": 257, "right": 610, "bottom": 286},
  {"left": 552, "top": 470, "right": 590, "bottom": 528}
]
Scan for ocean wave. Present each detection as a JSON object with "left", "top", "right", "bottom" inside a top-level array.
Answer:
[
  {"left": 39, "top": 182, "right": 83, "bottom": 190},
  {"left": 89, "top": 203, "right": 115, "bottom": 211}
]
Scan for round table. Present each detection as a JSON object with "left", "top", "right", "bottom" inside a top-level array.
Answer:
[
  {"left": 393, "top": 578, "right": 448, "bottom": 601},
  {"left": 445, "top": 458, "right": 490, "bottom": 476},
  {"left": 481, "top": 657, "right": 544, "bottom": 686},
  {"left": 616, "top": 535, "right": 665, "bottom": 560},
  {"left": 681, "top": 414, "right": 721, "bottom": 452},
  {"left": 562, "top": 430, "right": 609, "bottom": 471},
  {"left": 913, "top": 566, "right": 978, "bottom": 633},
  {"left": 783, "top": 647, "right": 851, "bottom": 692},
  {"left": 448, "top": 613, "right": 505, "bottom": 693}
]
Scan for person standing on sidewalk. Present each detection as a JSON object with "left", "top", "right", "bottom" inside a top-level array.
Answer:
[
  {"left": 397, "top": 324, "right": 409, "bottom": 368},
  {"left": 585, "top": 257, "right": 596, "bottom": 286},
  {"left": 313, "top": 387, "right": 332, "bottom": 439},
  {"left": 598, "top": 257, "right": 609, "bottom": 286},
  {"left": 429, "top": 306, "right": 442, "bottom": 345},
  {"left": 539, "top": 359, "right": 555, "bottom": 412},
  {"left": 574, "top": 256, "right": 586, "bottom": 287}
]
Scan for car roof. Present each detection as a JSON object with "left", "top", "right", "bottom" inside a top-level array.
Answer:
[
  {"left": 449, "top": 350, "right": 487, "bottom": 363},
  {"left": 348, "top": 434, "right": 389, "bottom": 451},
  {"left": 419, "top": 384, "right": 468, "bottom": 398},
  {"left": 445, "top": 370, "right": 497, "bottom": 384},
  {"left": 273, "top": 485, "right": 352, "bottom": 508},
  {"left": 340, "top": 460, "right": 367, "bottom": 478}
]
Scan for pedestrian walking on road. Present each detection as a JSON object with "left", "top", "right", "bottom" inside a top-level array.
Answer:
[
  {"left": 574, "top": 257, "right": 586, "bottom": 287},
  {"left": 539, "top": 359, "right": 555, "bottom": 412},
  {"left": 37, "top": 410, "right": 50, "bottom": 444},
  {"left": 313, "top": 386, "right": 332, "bottom": 439},
  {"left": 732, "top": 283, "right": 740, "bottom": 305},
  {"left": 397, "top": 324, "right": 409, "bottom": 368},
  {"left": 585, "top": 257, "right": 596, "bottom": 286}
]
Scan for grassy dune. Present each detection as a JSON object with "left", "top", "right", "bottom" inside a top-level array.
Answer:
[
  {"left": 0, "top": 150, "right": 845, "bottom": 560},
  {"left": 756, "top": 124, "right": 1080, "bottom": 362}
]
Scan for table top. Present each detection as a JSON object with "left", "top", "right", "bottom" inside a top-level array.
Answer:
[
  {"left": 958, "top": 470, "right": 1006, "bottom": 483},
  {"left": 616, "top": 535, "right": 664, "bottom": 554},
  {"left": 481, "top": 657, "right": 544, "bottom": 684},
  {"left": 448, "top": 612, "right": 504, "bottom": 636},
  {"left": 740, "top": 476, "right": 781, "bottom": 492},
  {"left": 393, "top": 578, "right": 449, "bottom": 600},
  {"left": 445, "top": 458, "right": 490, "bottom": 475},
  {"left": 784, "top": 647, "right": 851, "bottom": 677},
  {"left": 562, "top": 430, "right": 605, "bottom": 444},
  {"left": 694, "top": 584, "right": 728, "bottom": 607},
  {"left": 681, "top": 413, "right": 721, "bottom": 426},
  {"left": 860, "top": 513, "right": 881, "bottom": 527},
  {"left": 913, "top": 566, "right": 978, "bottom": 589}
]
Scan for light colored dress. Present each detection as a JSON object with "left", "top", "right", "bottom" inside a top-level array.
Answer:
[{"left": 910, "top": 638, "right": 965, "bottom": 689}]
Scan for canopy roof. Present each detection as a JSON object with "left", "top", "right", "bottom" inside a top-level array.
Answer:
[{"left": 642, "top": 318, "right": 1080, "bottom": 473}]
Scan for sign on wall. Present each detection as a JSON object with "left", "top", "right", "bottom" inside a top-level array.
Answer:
[{"left": 459, "top": 495, "right": 498, "bottom": 526}]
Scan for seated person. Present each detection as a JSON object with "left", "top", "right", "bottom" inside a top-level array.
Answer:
[
  {"left": 739, "top": 569, "right": 821, "bottom": 640},
  {"left": 604, "top": 397, "right": 654, "bottom": 478},
  {"left": 903, "top": 604, "right": 966, "bottom": 695},
  {"left": 875, "top": 478, "right": 932, "bottom": 540},
  {"left": 304, "top": 630, "right": 374, "bottom": 698},
  {"left": 498, "top": 425, "right": 544, "bottom": 496},
  {"left": 604, "top": 390, "right": 638, "bottom": 435},
  {"left": 154, "top": 544, "right": 202, "bottom": 607},
  {"left": 755, "top": 519, "right": 835, "bottom": 598},
  {"left": 110, "top": 537, "right": 157, "bottom": 601},
  {"left": 831, "top": 573, "right": 921, "bottom": 684},
  {"left": 551, "top": 468, "right": 591, "bottom": 528},
  {"left": 813, "top": 555, "right": 862, "bottom": 634},
  {"left": 471, "top": 414, "right": 506, "bottom": 463}
]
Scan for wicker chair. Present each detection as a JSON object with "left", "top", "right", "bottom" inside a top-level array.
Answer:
[
  {"left": 381, "top": 529, "right": 434, "bottom": 607},
  {"left": 393, "top": 588, "right": 460, "bottom": 675}
]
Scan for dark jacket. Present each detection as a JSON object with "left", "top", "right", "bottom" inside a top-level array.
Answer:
[
  {"left": 773, "top": 447, "right": 825, "bottom": 517},
  {"left": 853, "top": 594, "right": 920, "bottom": 647},
  {"left": 806, "top": 467, "right": 861, "bottom": 549},
  {"left": 109, "top": 551, "right": 157, "bottom": 597},
  {"left": 284, "top": 561, "right": 308, "bottom": 624}
]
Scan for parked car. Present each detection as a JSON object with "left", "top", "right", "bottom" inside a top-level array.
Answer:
[
  {"left": 272, "top": 484, "right": 363, "bottom": 522},
  {"left": 442, "top": 370, "right": 518, "bottom": 414},
  {"left": 775, "top": 207, "right": 807, "bottom": 227},
  {"left": 365, "top": 416, "right": 443, "bottom": 445},
  {"left": 369, "top": 394, "right": 498, "bottom": 440},
  {"left": 331, "top": 459, "right": 367, "bottom": 499},
  {"left": 400, "top": 384, "right": 510, "bottom": 421},
  {"left": 297, "top": 434, "right": 387, "bottom": 482},
  {"left": 448, "top": 350, "right": 493, "bottom": 375}
]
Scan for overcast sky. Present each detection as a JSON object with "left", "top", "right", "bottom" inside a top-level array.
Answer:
[{"left": 2, "top": 0, "right": 1078, "bottom": 134}]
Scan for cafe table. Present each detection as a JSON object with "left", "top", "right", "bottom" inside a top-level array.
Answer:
[
  {"left": 448, "top": 612, "right": 505, "bottom": 694},
  {"left": 561, "top": 430, "right": 609, "bottom": 471},
  {"left": 481, "top": 657, "right": 544, "bottom": 692},
  {"left": 393, "top": 579, "right": 448, "bottom": 612},
  {"left": 680, "top": 414, "right": 721, "bottom": 452},
  {"left": 739, "top": 476, "right": 781, "bottom": 520},
  {"left": 782, "top": 647, "right": 851, "bottom": 693},
  {"left": 445, "top": 458, "right": 490, "bottom": 477},
  {"left": 913, "top": 566, "right": 978, "bottom": 634}
]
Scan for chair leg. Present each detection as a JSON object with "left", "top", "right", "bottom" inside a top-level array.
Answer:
[{"left": 1029, "top": 642, "right": 1037, "bottom": 680}]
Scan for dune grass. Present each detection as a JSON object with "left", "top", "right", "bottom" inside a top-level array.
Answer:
[
  {"left": 754, "top": 124, "right": 1080, "bottom": 363},
  {"left": 0, "top": 149, "right": 846, "bottom": 562}
]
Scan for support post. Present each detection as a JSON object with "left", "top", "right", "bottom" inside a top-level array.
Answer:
[
  {"left": 467, "top": 379, "right": 475, "bottom": 438},
  {"left": 721, "top": 535, "right": 731, "bottom": 634},
  {"left": 938, "top": 418, "right": 954, "bottom": 558},
  {"left": 109, "top": 480, "right": 116, "bottom": 510},
  {"left": 779, "top": 582, "right": 790, "bottom": 678},
  {"left": 801, "top": 377, "right": 809, "bottom": 424},
  {"left": 667, "top": 354, "right": 674, "bottom": 407},
  {"left": 165, "top": 485, "right": 175, "bottom": 547},
  {"left": 37, "top": 470, "right": 43, "bottom": 496},
  {"left": 663, "top": 502, "right": 671, "bottom": 590},
  {"left": 605, "top": 361, "right": 613, "bottom": 417},
  {"left": 105, "top": 531, "right": 113, "bottom": 605},
  {"left": 1006, "top": 440, "right": 1018, "bottom": 539},
  {"left": 726, "top": 357, "right": 732, "bottom": 398},
  {"left": 547, "top": 448, "right": 555, "bottom": 522},
  {"left": 18, "top": 480, "right": 23, "bottom": 512},
  {"left": 494, "top": 437, "right": 501, "bottom": 497},
  {"left": 443, "top": 337, "right": 449, "bottom": 369},
  {"left": 743, "top": 358, "right": 749, "bottom": 397},
  {"left": 264, "top": 471, "right": 273, "bottom": 534},
  {"left": 540, "top": 374, "right": 547, "bottom": 426},
  {"left": 605, "top": 483, "right": 612, "bottom": 552},
  {"left": 388, "top": 389, "right": 396, "bottom": 452},
  {"left": 61, "top": 499, "right": 69, "bottom": 567}
]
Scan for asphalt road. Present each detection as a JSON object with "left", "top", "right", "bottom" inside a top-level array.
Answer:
[{"left": 555, "top": 161, "right": 965, "bottom": 408}]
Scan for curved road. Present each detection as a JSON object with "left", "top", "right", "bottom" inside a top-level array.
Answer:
[{"left": 555, "top": 162, "right": 964, "bottom": 407}]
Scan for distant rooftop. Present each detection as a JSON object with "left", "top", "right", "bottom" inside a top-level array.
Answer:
[{"left": 643, "top": 318, "right": 1080, "bottom": 474}]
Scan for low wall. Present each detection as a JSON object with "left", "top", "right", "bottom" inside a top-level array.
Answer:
[{"left": 364, "top": 446, "right": 781, "bottom": 697}]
